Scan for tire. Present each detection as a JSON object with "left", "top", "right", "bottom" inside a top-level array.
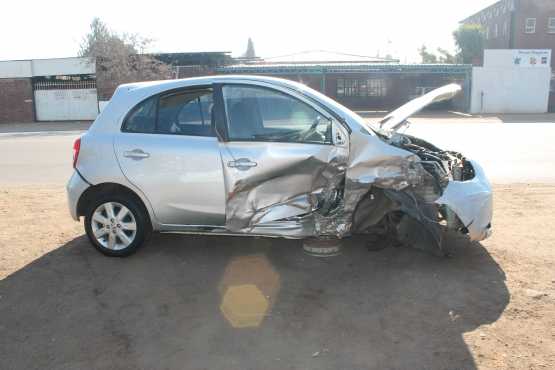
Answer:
[{"left": 84, "top": 194, "right": 151, "bottom": 257}]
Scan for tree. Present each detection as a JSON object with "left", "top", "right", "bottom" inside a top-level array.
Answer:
[
  {"left": 79, "top": 18, "right": 171, "bottom": 98},
  {"left": 453, "top": 24, "right": 485, "bottom": 64},
  {"left": 437, "top": 48, "right": 457, "bottom": 64},
  {"left": 243, "top": 38, "right": 256, "bottom": 59},
  {"left": 419, "top": 45, "right": 458, "bottom": 64},
  {"left": 418, "top": 45, "right": 438, "bottom": 63}
]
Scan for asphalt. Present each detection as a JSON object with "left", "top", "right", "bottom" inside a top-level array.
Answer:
[{"left": 0, "top": 116, "right": 554, "bottom": 185}]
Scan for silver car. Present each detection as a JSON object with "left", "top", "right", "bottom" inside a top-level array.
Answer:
[{"left": 67, "top": 76, "right": 492, "bottom": 257}]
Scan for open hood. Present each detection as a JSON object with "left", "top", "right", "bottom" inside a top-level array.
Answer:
[{"left": 379, "top": 84, "right": 462, "bottom": 132}]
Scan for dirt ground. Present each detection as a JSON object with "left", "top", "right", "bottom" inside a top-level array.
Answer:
[{"left": 0, "top": 184, "right": 554, "bottom": 370}]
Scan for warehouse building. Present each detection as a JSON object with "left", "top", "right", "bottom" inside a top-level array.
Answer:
[
  {"left": 0, "top": 57, "right": 97, "bottom": 123},
  {"left": 216, "top": 51, "right": 472, "bottom": 111},
  {"left": 0, "top": 51, "right": 475, "bottom": 123}
]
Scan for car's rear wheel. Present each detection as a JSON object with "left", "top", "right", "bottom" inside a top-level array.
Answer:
[{"left": 84, "top": 195, "right": 150, "bottom": 257}]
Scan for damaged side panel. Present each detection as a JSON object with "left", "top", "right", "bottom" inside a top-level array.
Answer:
[
  {"left": 219, "top": 129, "right": 435, "bottom": 240},
  {"left": 220, "top": 140, "right": 349, "bottom": 235},
  {"left": 218, "top": 123, "right": 492, "bottom": 253}
]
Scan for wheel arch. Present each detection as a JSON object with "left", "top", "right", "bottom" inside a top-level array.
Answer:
[{"left": 77, "top": 182, "right": 155, "bottom": 230}]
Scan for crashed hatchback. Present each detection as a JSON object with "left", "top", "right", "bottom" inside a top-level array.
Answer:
[{"left": 67, "top": 76, "right": 492, "bottom": 256}]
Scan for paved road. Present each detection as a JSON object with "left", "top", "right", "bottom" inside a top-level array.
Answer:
[
  {"left": 405, "top": 121, "right": 555, "bottom": 183},
  {"left": 0, "top": 121, "right": 554, "bottom": 184}
]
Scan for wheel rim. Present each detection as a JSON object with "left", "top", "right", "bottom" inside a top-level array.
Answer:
[{"left": 91, "top": 202, "right": 137, "bottom": 250}]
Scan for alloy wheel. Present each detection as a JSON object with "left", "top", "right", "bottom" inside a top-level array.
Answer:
[{"left": 91, "top": 202, "right": 137, "bottom": 250}]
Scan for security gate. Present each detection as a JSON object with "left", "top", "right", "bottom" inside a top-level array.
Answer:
[{"left": 33, "top": 78, "right": 99, "bottom": 121}]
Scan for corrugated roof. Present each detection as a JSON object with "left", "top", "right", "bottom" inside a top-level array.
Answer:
[
  {"left": 217, "top": 63, "right": 472, "bottom": 74},
  {"left": 261, "top": 50, "right": 398, "bottom": 64}
]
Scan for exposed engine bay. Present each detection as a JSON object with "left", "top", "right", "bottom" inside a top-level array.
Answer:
[{"left": 349, "top": 132, "right": 481, "bottom": 256}]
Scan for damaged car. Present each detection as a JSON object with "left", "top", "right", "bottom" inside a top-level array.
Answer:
[{"left": 67, "top": 76, "right": 492, "bottom": 256}]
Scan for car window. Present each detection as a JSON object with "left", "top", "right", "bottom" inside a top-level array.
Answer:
[
  {"left": 222, "top": 85, "right": 332, "bottom": 144},
  {"left": 122, "top": 96, "right": 157, "bottom": 133},
  {"left": 157, "top": 89, "right": 214, "bottom": 137}
]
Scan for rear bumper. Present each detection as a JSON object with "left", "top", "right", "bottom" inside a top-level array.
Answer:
[
  {"left": 66, "top": 171, "right": 90, "bottom": 221},
  {"left": 436, "top": 160, "right": 493, "bottom": 242}
]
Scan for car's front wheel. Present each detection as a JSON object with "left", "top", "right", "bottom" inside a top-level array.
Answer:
[{"left": 84, "top": 195, "right": 150, "bottom": 257}]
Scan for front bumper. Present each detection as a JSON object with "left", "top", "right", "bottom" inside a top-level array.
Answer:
[
  {"left": 66, "top": 171, "right": 90, "bottom": 221},
  {"left": 435, "top": 160, "right": 493, "bottom": 241}
]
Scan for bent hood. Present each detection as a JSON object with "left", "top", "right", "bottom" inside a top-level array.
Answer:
[{"left": 379, "top": 84, "right": 462, "bottom": 131}]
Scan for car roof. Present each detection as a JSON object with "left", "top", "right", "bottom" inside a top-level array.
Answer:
[{"left": 119, "top": 75, "right": 308, "bottom": 94}]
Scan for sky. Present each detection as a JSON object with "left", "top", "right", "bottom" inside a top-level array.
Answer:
[{"left": 0, "top": 0, "right": 496, "bottom": 63}]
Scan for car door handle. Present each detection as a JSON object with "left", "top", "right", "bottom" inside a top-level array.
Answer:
[
  {"left": 123, "top": 149, "right": 150, "bottom": 159},
  {"left": 227, "top": 158, "right": 257, "bottom": 170}
]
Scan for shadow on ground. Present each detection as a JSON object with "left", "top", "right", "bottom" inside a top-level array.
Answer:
[{"left": 0, "top": 233, "right": 508, "bottom": 370}]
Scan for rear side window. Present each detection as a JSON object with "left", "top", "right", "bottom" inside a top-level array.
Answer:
[
  {"left": 157, "top": 90, "right": 214, "bottom": 136},
  {"left": 122, "top": 96, "right": 157, "bottom": 133},
  {"left": 122, "top": 88, "right": 214, "bottom": 137}
]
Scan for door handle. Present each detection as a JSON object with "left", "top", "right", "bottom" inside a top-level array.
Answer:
[
  {"left": 123, "top": 149, "right": 150, "bottom": 159},
  {"left": 227, "top": 158, "right": 257, "bottom": 170}
]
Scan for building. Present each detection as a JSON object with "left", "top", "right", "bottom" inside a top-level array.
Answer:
[
  {"left": 462, "top": 0, "right": 555, "bottom": 110},
  {"left": 0, "top": 51, "right": 473, "bottom": 123},
  {"left": 470, "top": 49, "right": 551, "bottom": 113},
  {"left": 216, "top": 51, "right": 472, "bottom": 112},
  {"left": 0, "top": 57, "right": 98, "bottom": 123}
]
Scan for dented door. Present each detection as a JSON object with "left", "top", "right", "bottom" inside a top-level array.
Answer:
[{"left": 217, "top": 83, "right": 349, "bottom": 235}]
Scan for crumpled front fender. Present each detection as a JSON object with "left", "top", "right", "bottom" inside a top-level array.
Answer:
[{"left": 435, "top": 160, "right": 493, "bottom": 241}]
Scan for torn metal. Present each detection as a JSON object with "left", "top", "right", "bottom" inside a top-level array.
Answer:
[{"left": 219, "top": 85, "right": 492, "bottom": 253}]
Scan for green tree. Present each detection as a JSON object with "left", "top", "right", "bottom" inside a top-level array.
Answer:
[
  {"left": 419, "top": 45, "right": 458, "bottom": 64},
  {"left": 453, "top": 24, "right": 485, "bottom": 64},
  {"left": 437, "top": 47, "right": 457, "bottom": 64},
  {"left": 418, "top": 45, "right": 438, "bottom": 63}
]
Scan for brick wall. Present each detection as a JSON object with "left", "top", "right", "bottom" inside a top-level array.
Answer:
[
  {"left": 513, "top": 0, "right": 555, "bottom": 69},
  {"left": 0, "top": 78, "right": 34, "bottom": 123}
]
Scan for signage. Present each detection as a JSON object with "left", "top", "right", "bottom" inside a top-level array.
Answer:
[{"left": 483, "top": 49, "right": 552, "bottom": 68}]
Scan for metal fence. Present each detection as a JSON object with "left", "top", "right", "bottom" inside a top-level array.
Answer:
[{"left": 33, "top": 80, "right": 97, "bottom": 90}]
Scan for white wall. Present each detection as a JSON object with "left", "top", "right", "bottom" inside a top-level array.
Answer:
[
  {"left": 0, "top": 60, "right": 32, "bottom": 78},
  {"left": 0, "top": 57, "right": 94, "bottom": 78},
  {"left": 471, "top": 67, "right": 551, "bottom": 114},
  {"left": 98, "top": 100, "right": 110, "bottom": 113},
  {"left": 34, "top": 89, "right": 99, "bottom": 121},
  {"left": 31, "top": 57, "right": 95, "bottom": 76},
  {"left": 484, "top": 49, "right": 551, "bottom": 68}
]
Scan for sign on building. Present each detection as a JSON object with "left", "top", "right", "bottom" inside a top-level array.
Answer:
[{"left": 483, "top": 49, "right": 551, "bottom": 68}]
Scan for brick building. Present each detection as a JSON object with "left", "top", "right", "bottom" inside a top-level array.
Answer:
[
  {"left": 0, "top": 57, "right": 97, "bottom": 123},
  {"left": 216, "top": 51, "right": 472, "bottom": 112},
  {"left": 0, "top": 77, "right": 34, "bottom": 123},
  {"left": 462, "top": 0, "right": 555, "bottom": 110}
]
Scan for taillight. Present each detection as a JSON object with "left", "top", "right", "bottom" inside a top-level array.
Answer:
[{"left": 73, "top": 137, "right": 81, "bottom": 168}]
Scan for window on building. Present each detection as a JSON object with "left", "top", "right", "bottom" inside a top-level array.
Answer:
[
  {"left": 366, "top": 79, "right": 387, "bottom": 97},
  {"left": 494, "top": 23, "right": 499, "bottom": 38},
  {"left": 548, "top": 17, "right": 555, "bottom": 34},
  {"left": 336, "top": 78, "right": 387, "bottom": 97},
  {"left": 525, "top": 18, "right": 537, "bottom": 33},
  {"left": 486, "top": 26, "right": 490, "bottom": 39},
  {"left": 503, "top": 20, "right": 509, "bottom": 37}
]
